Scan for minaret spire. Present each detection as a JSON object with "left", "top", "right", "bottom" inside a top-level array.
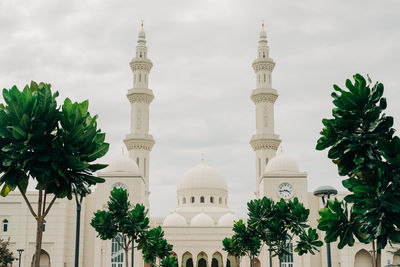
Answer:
[
  {"left": 250, "top": 23, "right": 281, "bottom": 196},
  {"left": 124, "top": 23, "right": 155, "bottom": 207}
]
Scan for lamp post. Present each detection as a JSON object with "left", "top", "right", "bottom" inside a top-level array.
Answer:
[
  {"left": 17, "top": 249, "right": 24, "bottom": 267},
  {"left": 313, "top": 185, "right": 338, "bottom": 267}
]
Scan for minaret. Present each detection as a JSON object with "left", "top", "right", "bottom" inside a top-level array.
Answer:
[
  {"left": 124, "top": 21, "right": 155, "bottom": 207},
  {"left": 250, "top": 22, "right": 281, "bottom": 196}
]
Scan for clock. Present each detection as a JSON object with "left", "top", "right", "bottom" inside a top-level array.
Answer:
[{"left": 278, "top": 183, "right": 294, "bottom": 199}]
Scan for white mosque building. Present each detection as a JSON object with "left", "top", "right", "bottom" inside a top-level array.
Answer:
[{"left": 0, "top": 25, "right": 399, "bottom": 267}]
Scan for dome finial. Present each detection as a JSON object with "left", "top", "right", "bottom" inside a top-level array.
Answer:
[
  {"left": 201, "top": 153, "right": 205, "bottom": 163},
  {"left": 121, "top": 146, "right": 125, "bottom": 155},
  {"left": 140, "top": 19, "right": 144, "bottom": 29},
  {"left": 261, "top": 20, "right": 264, "bottom": 30}
]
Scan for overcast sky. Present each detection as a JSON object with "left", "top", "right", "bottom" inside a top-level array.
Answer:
[{"left": 1, "top": 0, "right": 399, "bottom": 217}]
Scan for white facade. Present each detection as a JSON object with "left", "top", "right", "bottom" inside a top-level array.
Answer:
[{"left": 0, "top": 25, "right": 398, "bottom": 267}]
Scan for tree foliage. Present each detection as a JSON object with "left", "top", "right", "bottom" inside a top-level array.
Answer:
[
  {"left": 91, "top": 187, "right": 149, "bottom": 267},
  {"left": 316, "top": 74, "right": 400, "bottom": 266},
  {"left": 0, "top": 81, "right": 109, "bottom": 267},
  {"left": 138, "top": 226, "right": 174, "bottom": 267},
  {"left": 247, "top": 197, "right": 322, "bottom": 263},
  {"left": 0, "top": 238, "right": 14, "bottom": 267}
]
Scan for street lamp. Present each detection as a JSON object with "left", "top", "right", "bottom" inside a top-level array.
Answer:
[
  {"left": 17, "top": 249, "right": 24, "bottom": 267},
  {"left": 313, "top": 185, "right": 338, "bottom": 267}
]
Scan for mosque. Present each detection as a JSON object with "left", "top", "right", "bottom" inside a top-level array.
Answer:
[{"left": 0, "top": 24, "right": 399, "bottom": 267}]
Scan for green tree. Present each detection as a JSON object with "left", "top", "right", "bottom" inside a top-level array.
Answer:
[
  {"left": 160, "top": 255, "right": 178, "bottom": 267},
  {"left": 138, "top": 226, "right": 174, "bottom": 267},
  {"left": 0, "top": 82, "right": 109, "bottom": 267},
  {"left": 0, "top": 238, "right": 14, "bottom": 267},
  {"left": 316, "top": 74, "right": 400, "bottom": 267},
  {"left": 222, "top": 236, "right": 246, "bottom": 267},
  {"left": 91, "top": 187, "right": 149, "bottom": 267},
  {"left": 224, "top": 219, "right": 261, "bottom": 267},
  {"left": 248, "top": 197, "right": 322, "bottom": 266}
]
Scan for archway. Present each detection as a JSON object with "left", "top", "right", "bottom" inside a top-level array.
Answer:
[
  {"left": 227, "top": 255, "right": 237, "bottom": 267},
  {"left": 254, "top": 258, "right": 260, "bottom": 267},
  {"left": 212, "top": 252, "right": 223, "bottom": 267},
  {"left": 354, "top": 249, "right": 372, "bottom": 267},
  {"left": 198, "top": 258, "right": 207, "bottom": 267},
  {"left": 31, "top": 249, "right": 51, "bottom": 267},
  {"left": 197, "top": 252, "right": 208, "bottom": 267},
  {"left": 182, "top": 251, "right": 193, "bottom": 267}
]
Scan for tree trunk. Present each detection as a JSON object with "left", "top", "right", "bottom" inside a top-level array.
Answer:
[
  {"left": 34, "top": 189, "right": 44, "bottom": 267},
  {"left": 125, "top": 248, "right": 129, "bottom": 267}
]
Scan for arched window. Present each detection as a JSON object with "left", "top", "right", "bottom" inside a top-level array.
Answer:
[
  {"left": 140, "top": 52, "right": 142, "bottom": 58},
  {"left": 183, "top": 197, "right": 186, "bottom": 204},
  {"left": 112, "top": 234, "right": 124, "bottom": 267},
  {"left": 225, "top": 198, "right": 227, "bottom": 205},
  {"left": 191, "top": 197, "right": 195, "bottom": 203},
  {"left": 200, "top": 196, "right": 205, "bottom": 203},
  {"left": 264, "top": 74, "right": 266, "bottom": 82},
  {"left": 139, "top": 74, "right": 141, "bottom": 82},
  {"left": 210, "top": 197, "right": 214, "bottom": 203},
  {"left": 263, "top": 52, "right": 266, "bottom": 58},
  {"left": 2, "top": 219, "right": 8, "bottom": 232},
  {"left": 219, "top": 197, "right": 222, "bottom": 204},
  {"left": 136, "top": 157, "right": 139, "bottom": 167},
  {"left": 281, "top": 236, "right": 293, "bottom": 267}
]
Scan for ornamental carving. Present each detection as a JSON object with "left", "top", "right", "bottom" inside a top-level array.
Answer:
[
  {"left": 251, "top": 93, "right": 278, "bottom": 104},
  {"left": 127, "top": 93, "right": 154, "bottom": 104},
  {"left": 252, "top": 61, "right": 275, "bottom": 72},
  {"left": 263, "top": 105, "right": 268, "bottom": 127},
  {"left": 130, "top": 61, "right": 153, "bottom": 72},
  {"left": 124, "top": 138, "right": 155, "bottom": 151},
  {"left": 250, "top": 138, "right": 281, "bottom": 151}
]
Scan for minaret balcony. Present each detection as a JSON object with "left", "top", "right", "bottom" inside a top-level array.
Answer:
[
  {"left": 124, "top": 133, "right": 155, "bottom": 151},
  {"left": 251, "top": 88, "right": 278, "bottom": 104},
  {"left": 250, "top": 134, "right": 281, "bottom": 151},
  {"left": 127, "top": 88, "right": 154, "bottom": 104},
  {"left": 129, "top": 59, "right": 153, "bottom": 72},
  {"left": 252, "top": 59, "right": 275, "bottom": 72}
]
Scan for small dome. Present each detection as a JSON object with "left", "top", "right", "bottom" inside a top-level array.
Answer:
[
  {"left": 190, "top": 212, "right": 214, "bottom": 227},
  {"left": 105, "top": 153, "right": 141, "bottom": 175},
  {"left": 163, "top": 212, "right": 187, "bottom": 227},
  {"left": 217, "top": 213, "right": 238, "bottom": 227},
  {"left": 178, "top": 160, "right": 227, "bottom": 192},
  {"left": 265, "top": 152, "right": 299, "bottom": 174}
]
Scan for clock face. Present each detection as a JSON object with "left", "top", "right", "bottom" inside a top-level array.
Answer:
[{"left": 278, "top": 183, "right": 294, "bottom": 199}]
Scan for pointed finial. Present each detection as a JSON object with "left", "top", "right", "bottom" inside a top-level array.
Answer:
[
  {"left": 201, "top": 153, "right": 205, "bottom": 163},
  {"left": 261, "top": 20, "right": 264, "bottom": 30},
  {"left": 122, "top": 146, "right": 125, "bottom": 155},
  {"left": 141, "top": 19, "right": 144, "bottom": 29}
]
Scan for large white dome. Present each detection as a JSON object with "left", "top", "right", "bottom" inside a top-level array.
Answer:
[
  {"left": 105, "top": 153, "right": 141, "bottom": 175},
  {"left": 217, "top": 213, "right": 238, "bottom": 227},
  {"left": 177, "top": 160, "right": 227, "bottom": 192},
  {"left": 190, "top": 212, "right": 214, "bottom": 227},
  {"left": 265, "top": 152, "right": 299, "bottom": 174},
  {"left": 163, "top": 212, "right": 187, "bottom": 227}
]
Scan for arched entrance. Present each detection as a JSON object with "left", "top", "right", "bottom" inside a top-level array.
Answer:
[
  {"left": 31, "top": 249, "right": 51, "bottom": 267},
  {"left": 182, "top": 251, "right": 193, "bottom": 267},
  {"left": 212, "top": 252, "right": 223, "bottom": 267},
  {"left": 198, "top": 258, "right": 207, "bottom": 267},
  {"left": 254, "top": 258, "right": 260, "bottom": 267},
  {"left": 227, "top": 255, "right": 237, "bottom": 267},
  {"left": 197, "top": 252, "right": 208, "bottom": 267},
  {"left": 354, "top": 249, "right": 372, "bottom": 267}
]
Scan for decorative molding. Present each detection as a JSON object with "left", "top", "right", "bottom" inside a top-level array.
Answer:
[
  {"left": 252, "top": 60, "right": 275, "bottom": 72},
  {"left": 250, "top": 137, "right": 281, "bottom": 151},
  {"left": 124, "top": 137, "right": 155, "bottom": 151},
  {"left": 127, "top": 93, "right": 154, "bottom": 104},
  {"left": 129, "top": 60, "right": 153, "bottom": 72},
  {"left": 251, "top": 93, "right": 278, "bottom": 104}
]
